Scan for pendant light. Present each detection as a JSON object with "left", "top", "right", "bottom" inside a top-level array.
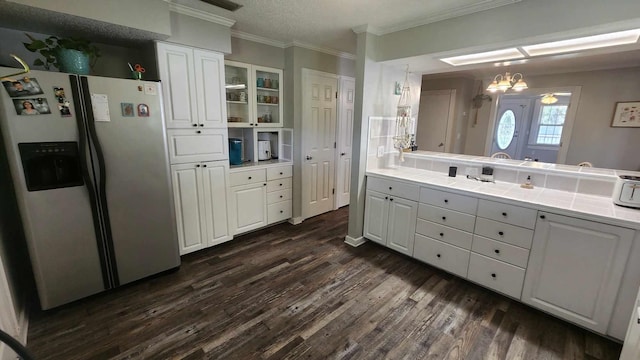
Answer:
[
  {"left": 393, "top": 65, "right": 412, "bottom": 162},
  {"left": 486, "top": 72, "right": 528, "bottom": 92}
]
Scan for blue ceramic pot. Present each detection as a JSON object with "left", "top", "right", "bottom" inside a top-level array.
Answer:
[{"left": 56, "top": 49, "right": 90, "bottom": 75}]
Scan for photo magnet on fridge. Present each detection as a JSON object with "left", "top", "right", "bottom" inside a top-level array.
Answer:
[
  {"left": 137, "top": 103, "right": 149, "bottom": 117},
  {"left": 121, "top": 103, "right": 134, "bottom": 117},
  {"left": 13, "top": 98, "right": 51, "bottom": 115},
  {"left": 2, "top": 78, "right": 44, "bottom": 97},
  {"left": 58, "top": 103, "right": 72, "bottom": 117}
]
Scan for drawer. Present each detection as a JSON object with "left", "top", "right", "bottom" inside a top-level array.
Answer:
[
  {"left": 267, "top": 178, "right": 292, "bottom": 192},
  {"left": 267, "top": 165, "right": 293, "bottom": 180},
  {"left": 268, "top": 200, "right": 292, "bottom": 224},
  {"left": 367, "top": 177, "right": 419, "bottom": 200},
  {"left": 474, "top": 217, "right": 534, "bottom": 249},
  {"left": 472, "top": 235, "right": 530, "bottom": 268},
  {"left": 415, "top": 218, "right": 473, "bottom": 250},
  {"left": 420, "top": 187, "right": 478, "bottom": 215},
  {"left": 477, "top": 199, "right": 537, "bottom": 229},
  {"left": 413, "top": 234, "right": 470, "bottom": 278},
  {"left": 229, "top": 169, "right": 266, "bottom": 186},
  {"left": 418, "top": 204, "right": 476, "bottom": 232},
  {"left": 167, "top": 129, "right": 228, "bottom": 164},
  {"left": 267, "top": 189, "right": 292, "bottom": 204},
  {"left": 467, "top": 253, "right": 525, "bottom": 299}
]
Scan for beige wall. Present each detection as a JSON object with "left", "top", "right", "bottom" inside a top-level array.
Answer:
[
  {"left": 462, "top": 67, "right": 640, "bottom": 170},
  {"left": 226, "top": 38, "right": 285, "bottom": 69}
]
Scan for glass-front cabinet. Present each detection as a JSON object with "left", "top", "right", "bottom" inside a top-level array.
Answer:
[{"left": 225, "top": 61, "right": 283, "bottom": 128}]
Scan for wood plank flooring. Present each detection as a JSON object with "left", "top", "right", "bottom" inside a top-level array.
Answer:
[{"left": 26, "top": 207, "right": 622, "bottom": 359}]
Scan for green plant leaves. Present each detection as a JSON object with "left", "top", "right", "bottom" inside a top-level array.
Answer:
[{"left": 23, "top": 33, "right": 100, "bottom": 71}]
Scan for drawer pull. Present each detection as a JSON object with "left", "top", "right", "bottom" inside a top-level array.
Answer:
[
  {"left": 390, "top": 198, "right": 394, "bottom": 202},
  {"left": 280, "top": 195, "right": 283, "bottom": 198},
  {"left": 441, "top": 216, "right": 446, "bottom": 221},
  {"left": 444, "top": 199, "right": 449, "bottom": 203},
  {"left": 280, "top": 210, "right": 283, "bottom": 213},
  {"left": 540, "top": 214, "right": 546, "bottom": 219},
  {"left": 196, "top": 130, "right": 201, "bottom": 134},
  {"left": 203, "top": 164, "right": 207, "bottom": 167},
  {"left": 491, "top": 273, "right": 497, "bottom": 278},
  {"left": 264, "top": 183, "right": 267, "bottom": 186},
  {"left": 502, "top": 212, "right": 507, "bottom": 217},
  {"left": 196, "top": 164, "right": 200, "bottom": 167},
  {"left": 498, "top": 231, "right": 504, "bottom": 236},
  {"left": 439, "top": 232, "right": 444, "bottom": 237},
  {"left": 389, "top": 186, "right": 392, "bottom": 190},
  {"left": 494, "top": 249, "right": 500, "bottom": 254},
  {"left": 280, "top": 183, "right": 283, "bottom": 186},
  {"left": 199, "top": 124, "right": 204, "bottom": 127},
  {"left": 385, "top": 196, "right": 388, "bottom": 200},
  {"left": 436, "top": 254, "right": 441, "bottom": 258},
  {"left": 280, "top": 172, "right": 283, "bottom": 175},
  {"left": 248, "top": 176, "right": 252, "bottom": 179},
  {"left": 192, "top": 124, "right": 197, "bottom": 127}
]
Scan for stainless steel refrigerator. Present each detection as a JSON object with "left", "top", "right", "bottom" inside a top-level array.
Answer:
[{"left": 0, "top": 68, "right": 180, "bottom": 309}]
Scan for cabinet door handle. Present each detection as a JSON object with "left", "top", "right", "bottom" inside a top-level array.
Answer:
[
  {"left": 491, "top": 273, "right": 497, "bottom": 278},
  {"left": 279, "top": 183, "right": 283, "bottom": 186},
  {"left": 340, "top": 152, "right": 346, "bottom": 156},
  {"left": 439, "top": 232, "right": 444, "bottom": 237},
  {"left": 444, "top": 199, "right": 449, "bottom": 203},
  {"left": 389, "top": 198, "right": 394, "bottom": 202},
  {"left": 196, "top": 130, "right": 201, "bottom": 134},
  {"left": 248, "top": 176, "right": 252, "bottom": 179},
  {"left": 441, "top": 216, "right": 446, "bottom": 221},
  {"left": 192, "top": 124, "right": 197, "bottom": 127},
  {"left": 502, "top": 212, "right": 507, "bottom": 217},
  {"left": 436, "top": 254, "right": 441, "bottom": 258},
  {"left": 280, "top": 210, "right": 283, "bottom": 213},
  {"left": 306, "top": 156, "right": 313, "bottom": 160},
  {"left": 385, "top": 196, "right": 388, "bottom": 200},
  {"left": 196, "top": 164, "right": 200, "bottom": 167},
  {"left": 280, "top": 195, "right": 283, "bottom": 198},
  {"left": 264, "top": 183, "right": 267, "bottom": 186},
  {"left": 494, "top": 249, "right": 500, "bottom": 254},
  {"left": 203, "top": 164, "right": 207, "bottom": 167},
  {"left": 199, "top": 124, "right": 204, "bottom": 127},
  {"left": 540, "top": 214, "right": 546, "bottom": 219},
  {"left": 498, "top": 231, "right": 504, "bottom": 236},
  {"left": 389, "top": 186, "right": 392, "bottom": 190},
  {"left": 279, "top": 172, "right": 283, "bottom": 175}
]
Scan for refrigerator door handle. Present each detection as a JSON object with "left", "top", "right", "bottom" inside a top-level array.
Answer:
[{"left": 70, "top": 75, "right": 118, "bottom": 288}]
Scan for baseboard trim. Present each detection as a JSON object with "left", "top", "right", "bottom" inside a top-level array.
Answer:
[
  {"left": 344, "top": 235, "right": 366, "bottom": 247},
  {"left": 289, "top": 217, "right": 304, "bottom": 225}
]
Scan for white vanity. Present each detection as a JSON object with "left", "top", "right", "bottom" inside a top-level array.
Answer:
[{"left": 362, "top": 151, "right": 640, "bottom": 341}]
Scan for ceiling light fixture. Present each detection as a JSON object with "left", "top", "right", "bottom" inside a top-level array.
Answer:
[
  {"left": 540, "top": 93, "right": 559, "bottom": 104},
  {"left": 486, "top": 72, "right": 528, "bottom": 93},
  {"left": 440, "top": 48, "right": 525, "bottom": 66},
  {"left": 521, "top": 28, "right": 640, "bottom": 57}
]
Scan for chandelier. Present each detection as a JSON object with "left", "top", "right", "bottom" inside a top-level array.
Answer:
[
  {"left": 393, "top": 65, "right": 412, "bottom": 162},
  {"left": 486, "top": 72, "right": 528, "bottom": 92},
  {"left": 540, "top": 93, "right": 559, "bottom": 104}
]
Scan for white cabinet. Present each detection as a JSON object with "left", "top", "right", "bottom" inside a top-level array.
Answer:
[
  {"left": 522, "top": 211, "right": 634, "bottom": 333},
  {"left": 171, "top": 162, "right": 231, "bottom": 255},
  {"left": 157, "top": 42, "right": 226, "bottom": 129},
  {"left": 229, "top": 182, "right": 268, "bottom": 234},
  {"left": 225, "top": 61, "right": 283, "bottom": 128},
  {"left": 363, "top": 188, "right": 418, "bottom": 256},
  {"left": 166, "top": 129, "right": 228, "bottom": 164},
  {"left": 620, "top": 285, "right": 640, "bottom": 360}
]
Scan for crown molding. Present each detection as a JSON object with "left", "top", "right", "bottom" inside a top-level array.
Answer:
[
  {"left": 376, "top": 0, "right": 521, "bottom": 35},
  {"left": 166, "top": 1, "right": 236, "bottom": 27},
  {"left": 352, "top": 24, "right": 382, "bottom": 35},
  {"left": 230, "top": 29, "right": 286, "bottom": 48},
  {"left": 285, "top": 40, "right": 356, "bottom": 60}
]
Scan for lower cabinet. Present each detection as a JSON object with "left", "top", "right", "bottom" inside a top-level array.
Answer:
[
  {"left": 229, "top": 182, "right": 268, "bottom": 234},
  {"left": 171, "top": 161, "right": 230, "bottom": 255},
  {"left": 521, "top": 211, "right": 634, "bottom": 334},
  {"left": 363, "top": 189, "right": 418, "bottom": 256}
]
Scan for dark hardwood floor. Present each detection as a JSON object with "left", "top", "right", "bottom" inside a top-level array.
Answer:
[{"left": 26, "top": 207, "right": 622, "bottom": 359}]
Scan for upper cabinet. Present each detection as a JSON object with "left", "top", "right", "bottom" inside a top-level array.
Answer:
[
  {"left": 156, "top": 42, "right": 227, "bottom": 129},
  {"left": 225, "top": 61, "right": 283, "bottom": 128}
]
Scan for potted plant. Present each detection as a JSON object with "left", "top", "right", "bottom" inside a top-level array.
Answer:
[{"left": 23, "top": 34, "right": 101, "bottom": 75}]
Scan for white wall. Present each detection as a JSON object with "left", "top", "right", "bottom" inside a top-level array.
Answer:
[
  {"left": 226, "top": 37, "right": 285, "bottom": 69},
  {"left": 167, "top": 12, "right": 231, "bottom": 54}
]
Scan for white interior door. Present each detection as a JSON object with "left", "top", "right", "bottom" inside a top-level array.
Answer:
[
  {"left": 335, "top": 76, "right": 355, "bottom": 209},
  {"left": 416, "top": 90, "right": 455, "bottom": 152},
  {"left": 302, "top": 69, "right": 337, "bottom": 219},
  {"left": 490, "top": 98, "right": 529, "bottom": 158}
]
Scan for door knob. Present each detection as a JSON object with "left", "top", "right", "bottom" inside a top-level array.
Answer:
[{"left": 306, "top": 156, "right": 313, "bottom": 160}]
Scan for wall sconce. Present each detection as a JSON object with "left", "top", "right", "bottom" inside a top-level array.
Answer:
[{"left": 486, "top": 72, "right": 528, "bottom": 92}]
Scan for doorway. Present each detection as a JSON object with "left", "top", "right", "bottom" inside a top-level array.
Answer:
[{"left": 415, "top": 89, "right": 456, "bottom": 152}]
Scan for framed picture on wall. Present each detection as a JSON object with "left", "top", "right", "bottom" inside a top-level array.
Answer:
[{"left": 611, "top": 101, "right": 640, "bottom": 127}]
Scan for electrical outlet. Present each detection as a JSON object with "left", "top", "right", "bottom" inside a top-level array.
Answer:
[{"left": 377, "top": 146, "right": 384, "bottom": 158}]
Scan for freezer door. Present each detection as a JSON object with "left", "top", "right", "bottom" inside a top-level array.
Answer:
[
  {"left": 0, "top": 68, "right": 105, "bottom": 309},
  {"left": 82, "top": 76, "right": 180, "bottom": 285}
]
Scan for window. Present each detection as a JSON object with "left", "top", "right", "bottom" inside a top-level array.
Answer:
[
  {"left": 496, "top": 110, "right": 515, "bottom": 149},
  {"left": 531, "top": 104, "right": 568, "bottom": 146}
]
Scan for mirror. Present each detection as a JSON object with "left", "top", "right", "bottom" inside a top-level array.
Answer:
[{"left": 415, "top": 52, "right": 640, "bottom": 171}]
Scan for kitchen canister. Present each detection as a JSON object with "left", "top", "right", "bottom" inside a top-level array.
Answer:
[
  {"left": 257, "top": 78, "right": 264, "bottom": 88},
  {"left": 264, "top": 78, "right": 272, "bottom": 88}
]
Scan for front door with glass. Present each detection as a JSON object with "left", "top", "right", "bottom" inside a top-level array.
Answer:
[{"left": 491, "top": 98, "right": 529, "bottom": 158}]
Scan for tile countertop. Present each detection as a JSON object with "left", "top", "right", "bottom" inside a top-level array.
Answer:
[
  {"left": 367, "top": 167, "right": 640, "bottom": 230},
  {"left": 230, "top": 159, "right": 292, "bottom": 172}
]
